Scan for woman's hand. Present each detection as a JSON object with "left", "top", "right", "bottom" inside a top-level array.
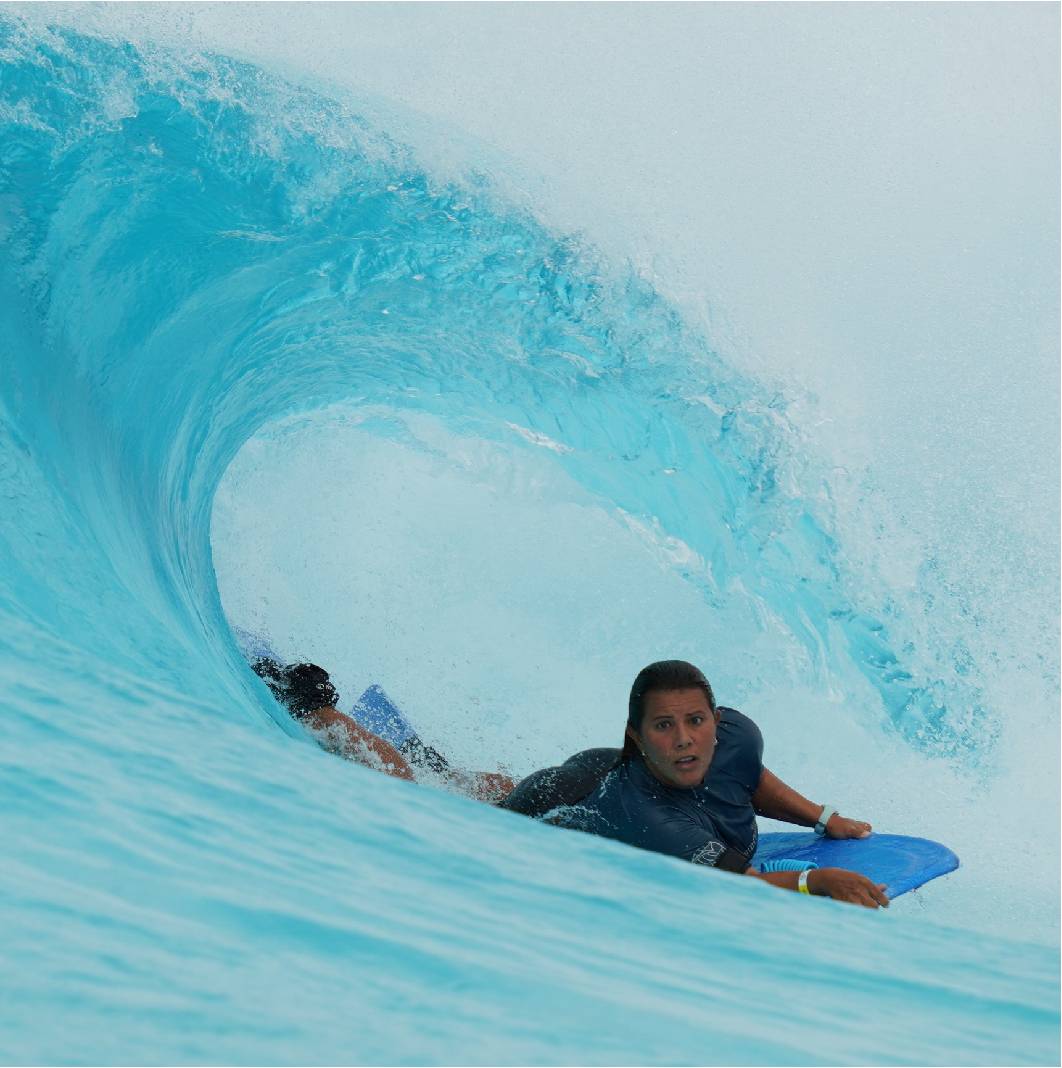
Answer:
[
  {"left": 826, "top": 814, "right": 872, "bottom": 839},
  {"left": 808, "top": 867, "right": 889, "bottom": 909}
]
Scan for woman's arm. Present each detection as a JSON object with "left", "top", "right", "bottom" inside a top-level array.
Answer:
[
  {"left": 650, "top": 806, "right": 886, "bottom": 907},
  {"left": 744, "top": 866, "right": 889, "bottom": 909},
  {"left": 752, "top": 767, "right": 871, "bottom": 839}
]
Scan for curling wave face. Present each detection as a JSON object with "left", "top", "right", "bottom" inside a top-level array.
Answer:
[{"left": 0, "top": 18, "right": 990, "bottom": 750}]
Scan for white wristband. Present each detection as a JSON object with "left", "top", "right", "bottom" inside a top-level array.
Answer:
[
  {"left": 814, "top": 804, "right": 837, "bottom": 836},
  {"left": 798, "top": 868, "right": 812, "bottom": 894}
]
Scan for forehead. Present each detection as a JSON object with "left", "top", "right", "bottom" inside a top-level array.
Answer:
[{"left": 643, "top": 688, "right": 713, "bottom": 718}]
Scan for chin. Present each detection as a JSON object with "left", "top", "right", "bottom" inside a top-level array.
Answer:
[
  {"left": 666, "top": 763, "right": 704, "bottom": 786},
  {"left": 662, "top": 768, "right": 696, "bottom": 786}
]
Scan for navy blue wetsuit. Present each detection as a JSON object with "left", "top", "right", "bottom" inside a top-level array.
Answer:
[{"left": 502, "top": 707, "right": 764, "bottom": 872}]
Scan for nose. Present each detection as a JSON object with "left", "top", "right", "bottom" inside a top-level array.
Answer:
[{"left": 675, "top": 726, "right": 693, "bottom": 749}]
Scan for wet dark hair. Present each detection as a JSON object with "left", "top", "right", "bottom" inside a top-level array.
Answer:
[
  {"left": 252, "top": 658, "right": 338, "bottom": 720},
  {"left": 622, "top": 660, "right": 716, "bottom": 759}
]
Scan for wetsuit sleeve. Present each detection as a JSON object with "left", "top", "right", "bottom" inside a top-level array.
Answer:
[
  {"left": 636, "top": 803, "right": 747, "bottom": 873},
  {"left": 717, "top": 706, "right": 764, "bottom": 792}
]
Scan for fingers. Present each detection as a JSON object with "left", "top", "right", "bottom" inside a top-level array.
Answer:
[
  {"left": 825, "top": 871, "right": 890, "bottom": 909},
  {"left": 826, "top": 817, "right": 872, "bottom": 839},
  {"left": 853, "top": 881, "right": 889, "bottom": 909},
  {"left": 836, "top": 887, "right": 879, "bottom": 909},
  {"left": 852, "top": 891, "right": 883, "bottom": 909}
]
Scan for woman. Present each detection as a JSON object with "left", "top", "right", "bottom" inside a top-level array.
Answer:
[{"left": 504, "top": 660, "right": 889, "bottom": 909}]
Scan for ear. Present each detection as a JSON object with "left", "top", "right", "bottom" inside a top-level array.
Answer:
[{"left": 625, "top": 724, "right": 640, "bottom": 747}]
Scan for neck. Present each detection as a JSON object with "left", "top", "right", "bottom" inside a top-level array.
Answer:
[{"left": 631, "top": 750, "right": 704, "bottom": 790}]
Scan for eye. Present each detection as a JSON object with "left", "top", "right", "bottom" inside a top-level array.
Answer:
[
  {"left": 653, "top": 719, "right": 672, "bottom": 731},
  {"left": 690, "top": 715, "right": 705, "bottom": 726}
]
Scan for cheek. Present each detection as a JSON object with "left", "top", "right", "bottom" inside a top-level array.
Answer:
[{"left": 639, "top": 731, "right": 666, "bottom": 757}]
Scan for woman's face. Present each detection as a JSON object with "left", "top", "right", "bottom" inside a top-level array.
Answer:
[{"left": 627, "top": 688, "right": 719, "bottom": 789}]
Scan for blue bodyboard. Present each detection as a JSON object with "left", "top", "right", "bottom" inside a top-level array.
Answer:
[
  {"left": 349, "top": 684, "right": 416, "bottom": 748},
  {"left": 751, "top": 832, "right": 958, "bottom": 898}
]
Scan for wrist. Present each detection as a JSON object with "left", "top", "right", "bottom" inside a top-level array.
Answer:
[
  {"left": 814, "top": 804, "right": 837, "bottom": 836},
  {"left": 805, "top": 869, "right": 826, "bottom": 896}
]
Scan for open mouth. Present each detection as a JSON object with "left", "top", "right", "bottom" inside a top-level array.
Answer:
[{"left": 674, "top": 755, "right": 699, "bottom": 767}]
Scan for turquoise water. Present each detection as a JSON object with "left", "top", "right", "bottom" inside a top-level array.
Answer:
[{"left": 0, "top": 16, "right": 1058, "bottom": 1066}]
